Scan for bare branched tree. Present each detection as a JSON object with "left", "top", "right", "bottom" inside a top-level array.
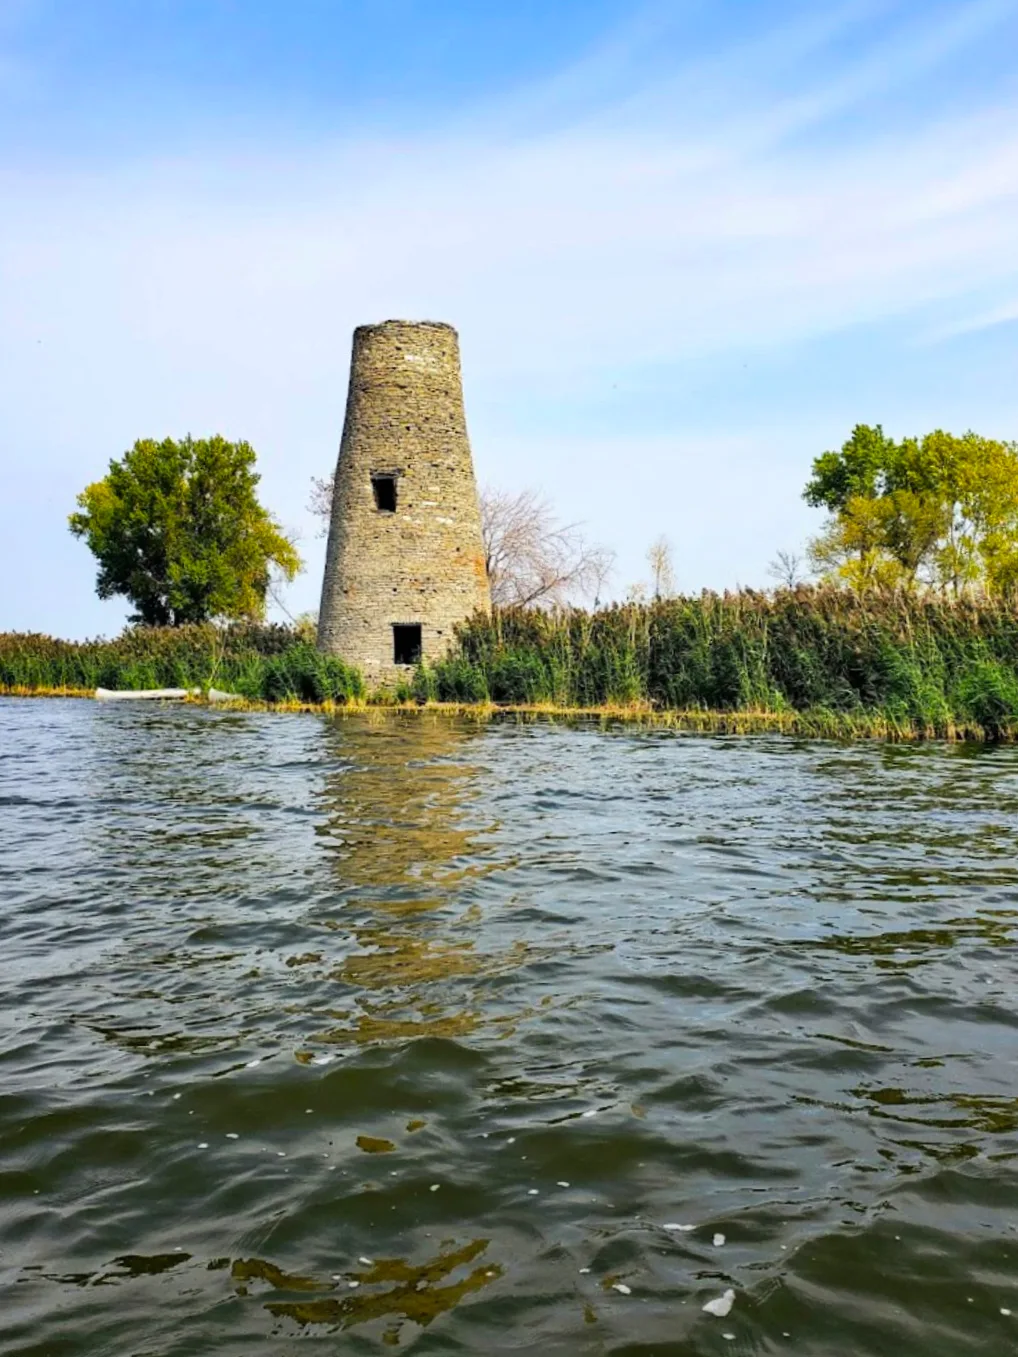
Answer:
[
  {"left": 266, "top": 525, "right": 307, "bottom": 623},
  {"left": 767, "top": 549, "right": 806, "bottom": 589},
  {"left": 588, "top": 549, "right": 616, "bottom": 610},
  {"left": 480, "top": 486, "right": 614, "bottom": 608},
  {"left": 308, "top": 474, "right": 614, "bottom": 608},
  {"left": 647, "top": 535, "right": 676, "bottom": 599},
  {"left": 309, "top": 474, "right": 334, "bottom": 536}
]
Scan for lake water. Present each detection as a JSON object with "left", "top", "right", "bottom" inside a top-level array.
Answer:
[{"left": 2, "top": 698, "right": 1017, "bottom": 1356}]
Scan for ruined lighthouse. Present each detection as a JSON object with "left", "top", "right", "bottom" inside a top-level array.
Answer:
[{"left": 317, "top": 320, "right": 490, "bottom": 679}]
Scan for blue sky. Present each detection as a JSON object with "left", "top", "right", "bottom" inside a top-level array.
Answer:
[{"left": 2, "top": 0, "right": 1017, "bottom": 636}]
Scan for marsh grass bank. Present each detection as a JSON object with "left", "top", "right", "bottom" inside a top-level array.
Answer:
[
  {"left": 0, "top": 625, "right": 363, "bottom": 706},
  {"left": 4, "top": 588, "right": 1018, "bottom": 740},
  {"left": 417, "top": 590, "right": 1018, "bottom": 740}
]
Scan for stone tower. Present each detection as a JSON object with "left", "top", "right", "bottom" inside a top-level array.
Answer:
[{"left": 317, "top": 320, "right": 490, "bottom": 680}]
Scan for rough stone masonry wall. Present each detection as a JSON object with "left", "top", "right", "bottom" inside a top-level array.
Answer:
[{"left": 317, "top": 320, "right": 491, "bottom": 681}]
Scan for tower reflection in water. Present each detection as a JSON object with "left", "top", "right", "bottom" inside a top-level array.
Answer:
[
  {"left": 255, "top": 714, "right": 522, "bottom": 1343},
  {"left": 300, "top": 711, "right": 533, "bottom": 1054}
]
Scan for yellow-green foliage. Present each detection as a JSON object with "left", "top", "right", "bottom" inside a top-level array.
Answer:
[{"left": 805, "top": 424, "right": 1018, "bottom": 597}]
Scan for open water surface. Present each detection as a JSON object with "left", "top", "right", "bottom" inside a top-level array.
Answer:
[{"left": 1, "top": 697, "right": 1017, "bottom": 1355}]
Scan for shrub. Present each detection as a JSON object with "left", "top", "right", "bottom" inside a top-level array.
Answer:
[
  {"left": 411, "top": 664, "right": 439, "bottom": 704},
  {"left": 253, "top": 645, "right": 363, "bottom": 703},
  {"left": 955, "top": 660, "right": 1018, "bottom": 740},
  {"left": 431, "top": 656, "right": 489, "bottom": 703}
]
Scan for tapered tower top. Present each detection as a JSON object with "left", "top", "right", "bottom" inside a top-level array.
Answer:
[
  {"left": 357, "top": 318, "right": 456, "bottom": 333},
  {"left": 317, "top": 320, "right": 490, "bottom": 679}
]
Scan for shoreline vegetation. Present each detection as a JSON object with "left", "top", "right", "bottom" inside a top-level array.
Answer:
[
  {"left": 1, "top": 687, "right": 1003, "bottom": 742},
  {"left": 4, "top": 588, "right": 1018, "bottom": 742}
]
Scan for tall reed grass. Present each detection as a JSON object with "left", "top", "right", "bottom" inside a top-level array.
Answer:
[
  {"left": 0, "top": 625, "right": 363, "bottom": 704},
  {"left": 5, "top": 589, "right": 1018, "bottom": 739},
  {"left": 419, "top": 588, "right": 1018, "bottom": 739}
]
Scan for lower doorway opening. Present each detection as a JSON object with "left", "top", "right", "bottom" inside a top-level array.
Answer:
[{"left": 392, "top": 623, "right": 422, "bottom": 666}]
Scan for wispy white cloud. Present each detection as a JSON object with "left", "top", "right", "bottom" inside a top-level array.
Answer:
[
  {"left": 4, "top": 2, "right": 1014, "bottom": 363},
  {"left": 921, "top": 297, "right": 1018, "bottom": 343}
]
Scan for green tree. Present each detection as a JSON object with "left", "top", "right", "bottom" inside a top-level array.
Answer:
[
  {"left": 69, "top": 435, "right": 302, "bottom": 625},
  {"left": 804, "top": 425, "right": 1018, "bottom": 597},
  {"left": 803, "top": 424, "right": 899, "bottom": 513}
]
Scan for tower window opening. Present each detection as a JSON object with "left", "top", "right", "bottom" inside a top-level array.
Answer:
[
  {"left": 393, "top": 623, "right": 422, "bottom": 666},
  {"left": 372, "top": 474, "right": 397, "bottom": 512}
]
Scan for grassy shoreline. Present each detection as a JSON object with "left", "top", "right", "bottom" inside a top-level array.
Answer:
[
  {"left": 4, "top": 589, "right": 1018, "bottom": 741},
  {"left": 0, "top": 685, "right": 1005, "bottom": 742}
]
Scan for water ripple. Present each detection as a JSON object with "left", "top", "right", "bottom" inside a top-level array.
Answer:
[{"left": 2, "top": 699, "right": 1017, "bottom": 1354}]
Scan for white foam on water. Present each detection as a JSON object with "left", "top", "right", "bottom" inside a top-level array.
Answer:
[
  {"left": 197, "top": 1142, "right": 208, "bottom": 1149},
  {"left": 612, "top": 1283, "right": 631, "bottom": 1295},
  {"left": 430, "top": 1183, "right": 440, "bottom": 1191},
  {"left": 528, "top": 1188, "right": 539, "bottom": 1195},
  {"left": 359, "top": 1257, "right": 373, "bottom": 1266},
  {"left": 557, "top": 1181, "right": 570, "bottom": 1187},
  {"left": 225, "top": 1133, "right": 238, "bottom": 1139},
  {"left": 713, "top": 1233, "right": 726, "bottom": 1247},
  {"left": 703, "top": 1289, "right": 735, "bottom": 1317},
  {"left": 663, "top": 1223, "right": 695, "bottom": 1232}
]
